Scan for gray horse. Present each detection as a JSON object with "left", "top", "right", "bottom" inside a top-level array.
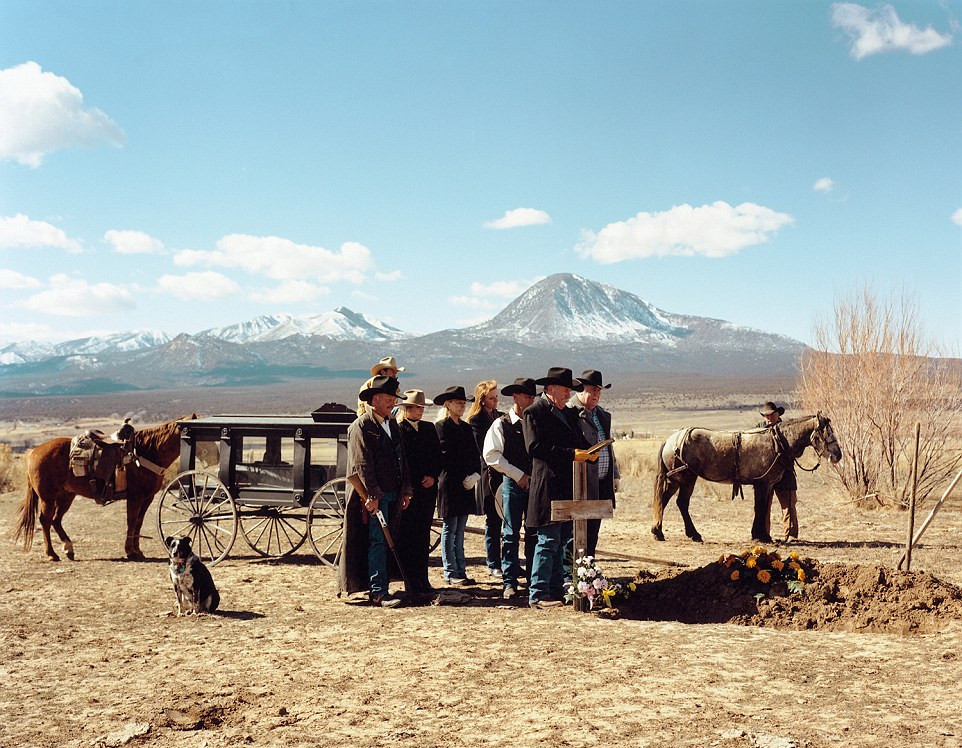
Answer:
[{"left": 652, "top": 413, "right": 841, "bottom": 543}]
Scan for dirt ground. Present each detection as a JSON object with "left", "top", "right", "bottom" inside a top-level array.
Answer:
[{"left": 2, "top": 467, "right": 962, "bottom": 748}]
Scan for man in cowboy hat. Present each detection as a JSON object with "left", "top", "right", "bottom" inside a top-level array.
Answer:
[
  {"left": 571, "top": 369, "right": 620, "bottom": 557},
  {"left": 356, "top": 356, "right": 406, "bottom": 417},
  {"left": 340, "top": 375, "right": 413, "bottom": 607},
  {"left": 753, "top": 401, "right": 799, "bottom": 543},
  {"left": 523, "top": 367, "right": 598, "bottom": 609},
  {"left": 395, "top": 389, "right": 441, "bottom": 595},
  {"left": 483, "top": 376, "right": 539, "bottom": 599}
]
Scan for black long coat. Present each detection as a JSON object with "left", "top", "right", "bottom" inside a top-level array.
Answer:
[
  {"left": 467, "top": 407, "right": 505, "bottom": 506},
  {"left": 338, "top": 411, "right": 411, "bottom": 596},
  {"left": 436, "top": 417, "right": 481, "bottom": 518},
  {"left": 522, "top": 395, "right": 590, "bottom": 528},
  {"left": 397, "top": 418, "right": 442, "bottom": 588}
]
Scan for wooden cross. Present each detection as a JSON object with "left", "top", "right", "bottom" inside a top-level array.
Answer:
[{"left": 550, "top": 461, "right": 614, "bottom": 613}]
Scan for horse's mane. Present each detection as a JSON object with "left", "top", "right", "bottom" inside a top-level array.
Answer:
[{"left": 134, "top": 414, "right": 197, "bottom": 457}]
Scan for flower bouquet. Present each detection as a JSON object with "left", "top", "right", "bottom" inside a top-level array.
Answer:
[
  {"left": 719, "top": 546, "right": 811, "bottom": 594},
  {"left": 565, "top": 555, "right": 635, "bottom": 610}
]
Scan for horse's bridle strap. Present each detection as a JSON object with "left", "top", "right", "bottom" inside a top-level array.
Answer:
[{"left": 133, "top": 452, "right": 166, "bottom": 475}]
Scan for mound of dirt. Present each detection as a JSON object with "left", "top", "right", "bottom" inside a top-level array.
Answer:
[{"left": 619, "top": 559, "right": 962, "bottom": 634}]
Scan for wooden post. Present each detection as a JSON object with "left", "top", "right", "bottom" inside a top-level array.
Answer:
[
  {"left": 550, "top": 461, "right": 614, "bottom": 613},
  {"left": 897, "top": 467, "right": 962, "bottom": 570},
  {"left": 903, "top": 422, "right": 921, "bottom": 572}
]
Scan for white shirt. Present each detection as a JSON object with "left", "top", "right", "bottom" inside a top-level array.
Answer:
[{"left": 482, "top": 409, "right": 526, "bottom": 483}]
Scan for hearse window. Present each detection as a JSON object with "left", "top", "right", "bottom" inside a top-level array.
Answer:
[{"left": 235, "top": 435, "right": 295, "bottom": 488}]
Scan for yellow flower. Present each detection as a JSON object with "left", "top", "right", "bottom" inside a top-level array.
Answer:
[
  {"left": 772, "top": 559, "right": 784, "bottom": 571},
  {"left": 730, "top": 570, "right": 740, "bottom": 581},
  {"left": 789, "top": 561, "right": 800, "bottom": 571},
  {"left": 797, "top": 568, "right": 806, "bottom": 582},
  {"left": 746, "top": 556, "right": 757, "bottom": 569},
  {"left": 752, "top": 545, "right": 765, "bottom": 555},
  {"left": 789, "top": 551, "right": 800, "bottom": 560},
  {"left": 757, "top": 570, "right": 772, "bottom": 583},
  {"left": 601, "top": 587, "right": 616, "bottom": 607},
  {"left": 628, "top": 583, "right": 637, "bottom": 592}
]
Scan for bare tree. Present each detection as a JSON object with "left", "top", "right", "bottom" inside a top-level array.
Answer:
[{"left": 799, "top": 286, "right": 962, "bottom": 508}]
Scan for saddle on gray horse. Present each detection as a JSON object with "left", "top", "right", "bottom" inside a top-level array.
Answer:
[{"left": 69, "top": 419, "right": 136, "bottom": 504}]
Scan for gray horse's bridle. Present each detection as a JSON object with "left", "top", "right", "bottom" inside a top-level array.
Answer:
[{"left": 801, "top": 414, "right": 838, "bottom": 471}]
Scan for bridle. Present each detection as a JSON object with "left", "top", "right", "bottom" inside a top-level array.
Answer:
[{"left": 798, "top": 414, "right": 839, "bottom": 472}]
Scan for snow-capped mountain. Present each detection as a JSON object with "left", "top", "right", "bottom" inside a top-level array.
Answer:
[
  {"left": 202, "top": 307, "right": 407, "bottom": 343},
  {"left": 0, "top": 329, "right": 172, "bottom": 364},
  {"left": 0, "top": 276, "right": 807, "bottom": 396}
]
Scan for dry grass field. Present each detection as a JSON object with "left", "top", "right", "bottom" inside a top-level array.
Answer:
[{"left": 2, "top": 394, "right": 961, "bottom": 748}]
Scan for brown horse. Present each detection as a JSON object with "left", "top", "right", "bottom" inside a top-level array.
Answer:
[
  {"left": 652, "top": 413, "right": 841, "bottom": 543},
  {"left": 15, "top": 415, "right": 196, "bottom": 561}
]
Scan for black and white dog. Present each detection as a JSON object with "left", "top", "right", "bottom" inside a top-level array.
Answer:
[{"left": 166, "top": 536, "right": 220, "bottom": 615}]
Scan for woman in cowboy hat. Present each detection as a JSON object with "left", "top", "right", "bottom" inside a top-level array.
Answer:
[
  {"left": 395, "top": 389, "right": 441, "bottom": 595},
  {"left": 465, "top": 379, "right": 505, "bottom": 579},
  {"left": 434, "top": 385, "right": 482, "bottom": 586}
]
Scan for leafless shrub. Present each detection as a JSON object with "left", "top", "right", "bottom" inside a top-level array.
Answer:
[
  {"left": 799, "top": 286, "right": 962, "bottom": 508},
  {"left": 0, "top": 444, "right": 24, "bottom": 493}
]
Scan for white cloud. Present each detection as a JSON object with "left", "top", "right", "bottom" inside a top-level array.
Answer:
[
  {"left": 0, "top": 213, "right": 83, "bottom": 252},
  {"left": 375, "top": 270, "right": 403, "bottom": 282},
  {"left": 0, "top": 269, "right": 41, "bottom": 289},
  {"left": 832, "top": 3, "right": 953, "bottom": 59},
  {"left": 470, "top": 279, "right": 541, "bottom": 298},
  {"left": 173, "top": 235, "right": 373, "bottom": 284},
  {"left": 250, "top": 280, "right": 327, "bottom": 304},
  {"left": 813, "top": 177, "right": 835, "bottom": 193},
  {"left": 351, "top": 289, "right": 378, "bottom": 301},
  {"left": 576, "top": 201, "right": 794, "bottom": 263},
  {"left": 0, "top": 61, "right": 125, "bottom": 167},
  {"left": 104, "top": 229, "right": 164, "bottom": 255},
  {"left": 0, "top": 321, "right": 58, "bottom": 344},
  {"left": 484, "top": 207, "right": 552, "bottom": 230},
  {"left": 157, "top": 271, "right": 240, "bottom": 301},
  {"left": 951, "top": 208, "right": 962, "bottom": 226},
  {"left": 20, "top": 274, "right": 135, "bottom": 316}
]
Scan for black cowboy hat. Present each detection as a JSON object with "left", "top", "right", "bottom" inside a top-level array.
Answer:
[
  {"left": 500, "top": 377, "right": 537, "bottom": 397},
  {"left": 359, "top": 375, "right": 403, "bottom": 403},
  {"left": 576, "top": 369, "right": 611, "bottom": 390},
  {"left": 759, "top": 401, "right": 785, "bottom": 416},
  {"left": 433, "top": 385, "right": 475, "bottom": 405},
  {"left": 534, "top": 367, "right": 583, "bottom": 391}
]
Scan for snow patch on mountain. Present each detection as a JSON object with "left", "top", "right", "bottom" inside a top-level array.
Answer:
[{"left": 202, "top": 307, "right": 406, "bottom": 343}]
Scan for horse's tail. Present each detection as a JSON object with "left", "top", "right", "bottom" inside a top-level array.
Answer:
[
  {"left": 14, "top": 482, "right": 38, "bottom": 550},
  {"left": 651, "top": 440, "right": 670, "bottom": 540}
]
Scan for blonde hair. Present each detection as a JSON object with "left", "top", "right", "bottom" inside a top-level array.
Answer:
[{"left": 465, "top": 380, "right": 497, "bottom": 423}]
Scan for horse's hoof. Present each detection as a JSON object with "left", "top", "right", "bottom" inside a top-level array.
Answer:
[
  {"left": 689, "top": 534, "right": 703, "bottom": 543},
  {"left": 46, "top": 554, "right": 61, "bottom": 562},
  {"left": 651, "top": 528, "right": 665, "bottom": 542},
  {"left": 66, "top": 551, "right": 75, "bottom": 561},
  {"left": 126, "top": 552, "right": 146, "bottom": 562}
]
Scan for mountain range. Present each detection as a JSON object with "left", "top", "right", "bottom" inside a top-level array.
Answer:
[{"left": 0, "top": 274, "right": 805, "bottom": 397}]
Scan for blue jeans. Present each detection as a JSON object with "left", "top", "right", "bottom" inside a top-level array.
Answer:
[
  {"left": 484, "top": 492, "right": 503, "bottom": 572},
  {"left": 529, "top": 523, "right": 564, "bottom": 603},
  {"left": 441, "top": 514, "right": 468, "bottom": 580},
  {"left": 367, "top": 490, "right": 398, "bottom": 597},
  {"left": 501, "top": 477, "right": 527, "bottom": 589}
]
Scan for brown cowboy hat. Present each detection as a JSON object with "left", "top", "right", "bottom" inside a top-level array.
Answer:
[
  {"left": 759, "top": 401, "right": 785, "bottom": 416},
  {"left": 534, "top": 367, "right": 583, "bottom": 391},
  {"left": 370, "top": 356, "right": 405, "bottom": 376},
  {"left": 501, "top": 377, "right": 537, "bottom": 397},
  {"left": 576, "top": 369, "right": 611, "bottom": 390},
  {"left": 397, "top": 389, "right": 433, "bottom": 408},
  {"left": 359, "top": 375, "right": 403, "bottom": 403},
  {"left": 433, "top": 385, "right": 474, "bottom": 405}
]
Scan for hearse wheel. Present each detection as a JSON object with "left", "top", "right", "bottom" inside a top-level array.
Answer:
[
  {"left": 156, "top": 470, "right": 238, "bottom": 566},
  {"left": 307, "top": 477, "right": 348, "bottom": 569},
  {"left": 240, "top": 505, "right": 308, "bottom": 558}
]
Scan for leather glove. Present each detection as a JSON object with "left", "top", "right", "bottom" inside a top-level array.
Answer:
[
  {"left": 574, "top": 449, "right": 599, "bottom": 463},
  {"left": 462, "top": 472, "right": 481, "bottom": 490}
]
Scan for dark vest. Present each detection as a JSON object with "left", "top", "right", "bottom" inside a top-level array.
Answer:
[{"left": 500, "top": 412, "right": 532, "bottom": 476}]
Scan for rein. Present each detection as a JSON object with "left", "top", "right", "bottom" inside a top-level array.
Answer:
[{"left": 133, "top": 450, "right": 167, "bottom": 475}]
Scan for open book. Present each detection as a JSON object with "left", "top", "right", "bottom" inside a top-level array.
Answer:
[{"left": 585, "top": 437, "right": 615, "bottom": 455}]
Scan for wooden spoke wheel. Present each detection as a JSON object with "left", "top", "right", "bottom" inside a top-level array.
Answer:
[
  {"left": 239, "top": 505, "right": 308, "bottom": 558},
  {"left": 307, "top": 477, "right": 348, "bottom": 568},
  {"left": 156, "top": 470, "right": 238, "bottom": 566},
  {"left": 429, "top": 519, "right": 442, "bottom": 553}
]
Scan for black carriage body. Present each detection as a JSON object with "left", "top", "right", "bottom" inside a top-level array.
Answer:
[{"left": 176, "top": 412, "right": 355, "bottom": 508}]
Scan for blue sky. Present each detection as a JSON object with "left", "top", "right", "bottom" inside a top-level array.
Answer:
[{"left": 1, "top": 1, "right": 960, "bottom": 350}]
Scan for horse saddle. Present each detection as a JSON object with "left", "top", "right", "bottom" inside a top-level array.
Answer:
[{"left": 69, "top": 420, "right": 136, "bottom": 502}]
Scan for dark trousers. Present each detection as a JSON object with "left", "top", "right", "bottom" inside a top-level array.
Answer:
[
  {"left": 483, "top": 493, "right": 502, "bottom": 572},
  {"left": 396, "top": 490, "right": 436, "bottom": 592}
]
